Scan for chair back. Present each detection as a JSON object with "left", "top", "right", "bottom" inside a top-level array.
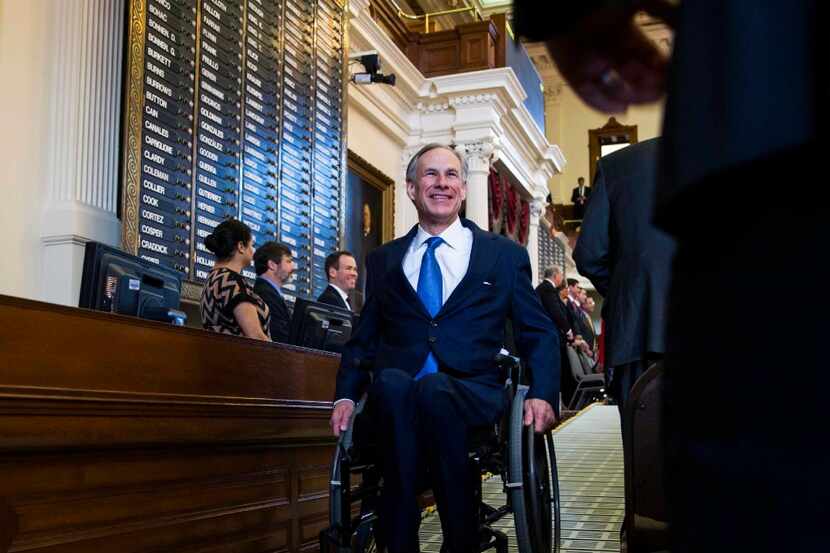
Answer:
[
  {"left": 565, "top": 346, "right": 586, "bottom": 382},
  {"left": 623, "top": 361, "right": 670, "bottom": 551},
  {"left": 578, "top": 350, "right": 596, "bottom": 374}
]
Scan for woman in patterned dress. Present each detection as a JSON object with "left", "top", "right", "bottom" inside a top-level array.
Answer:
[{"left": 200, "top": 219, "right": 271, "bottom": 341}]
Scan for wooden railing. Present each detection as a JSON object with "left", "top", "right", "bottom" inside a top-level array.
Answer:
[
  {"left": 368, "top": 2, "right": 545, "bottom": 130},
  {"left": 0, "top": 295, "right": 340, "bottom": 553},
  {"left": 370, "top": 0, "right": 504, "bottom": 77}
]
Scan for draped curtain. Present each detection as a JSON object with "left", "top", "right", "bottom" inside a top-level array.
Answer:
[{"left": 487, "top": 167, "right": 530, "bottom": 246}]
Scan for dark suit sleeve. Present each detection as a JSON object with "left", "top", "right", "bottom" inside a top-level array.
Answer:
[
  {"left": 573, "top": 166, "right": 611, "bottom": 296},
  {"left": 570, "top": 187, "right": 578, "bottom": 203},
  {"left": 335, "top": 250, "right": 381, "bottom": 401},
  {"left": 510, "top": 247, "right": 560, "bottom": 405}
]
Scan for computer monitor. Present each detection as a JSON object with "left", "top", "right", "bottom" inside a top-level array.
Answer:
[
  {"left": 79, "top": 242, "right": 186, "bottom": 325},
  {"left": 288, "top": 297, "right": 354, "bottom": 352}
]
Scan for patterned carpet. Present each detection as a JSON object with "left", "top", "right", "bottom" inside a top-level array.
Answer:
[{"left": 418, "top": 404, "right": 624, "bottom": 553}]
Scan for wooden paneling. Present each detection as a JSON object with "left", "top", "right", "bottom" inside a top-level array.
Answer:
[
  {"left": 0, "top": 295, "right": 339, "bottom": 553},
  {"left": 368, "top": 1, "right": 508, "bottom": 78},
  {"left": 411, "top": 21, "right": 498, "bottom": 77}
]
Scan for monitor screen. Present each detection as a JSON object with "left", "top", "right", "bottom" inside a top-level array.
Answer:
[
  {"left": 79, "top": 242, "right": 185, "bottom": 325},
  {"left": 288, "top": 297, "right": 354, "bottom": 353}
]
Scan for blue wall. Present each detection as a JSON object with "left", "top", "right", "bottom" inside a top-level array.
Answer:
[{"left": 505, "top": 35, "right": 545, "bottom": 133}]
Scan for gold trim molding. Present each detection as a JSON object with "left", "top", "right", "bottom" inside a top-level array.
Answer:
[
  {"left": 120, "top": 0, "right": 147, "bottom": 255},
  {"left": 347, "top": 149, "right": 395, "bottom": 243}
]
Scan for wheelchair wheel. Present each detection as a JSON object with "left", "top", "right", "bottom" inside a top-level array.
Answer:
[
  {"left": 508, "top": 385, "right": 558, "bottom": 553},
  {"left": 325, "top": 398, "right": 380, "bottom": 553}
]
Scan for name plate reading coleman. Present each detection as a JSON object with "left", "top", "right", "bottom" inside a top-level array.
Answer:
[{"left": 120, "top": 0, "right": 346, "bottom": 299}]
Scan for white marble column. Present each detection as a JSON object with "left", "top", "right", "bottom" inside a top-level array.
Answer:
[
  {"left": 41, "top": 0, "right": 125, "bottom": 305},
  {"left": 457, "top": 141, "right": 495, "bottom": 230},
  {"left": 527, "top": 199, "right": 545, "bottom": 285}
]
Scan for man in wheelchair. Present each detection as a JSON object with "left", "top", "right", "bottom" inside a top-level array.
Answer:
[{"left": 329, "top": 144, "right": 560, "bottom": 553}]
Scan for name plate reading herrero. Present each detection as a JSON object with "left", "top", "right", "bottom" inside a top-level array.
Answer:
[{"left": 120, "top": 0, "right": 347, "bottom": 299}]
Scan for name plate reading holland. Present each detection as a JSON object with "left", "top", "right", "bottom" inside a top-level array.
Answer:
[{"left": 245, "top": 219, "right": 267, "bottom": 234}]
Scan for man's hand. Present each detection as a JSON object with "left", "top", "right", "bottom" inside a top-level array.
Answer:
[
  {"left": 330, "top": 401, "right": 355, "bottom": 437},
  {"left": 523, "top": 398, "right": 557, "bottom": 433},
  {"left": 543, "top": 2, "right": 674, "bottom": 113}
]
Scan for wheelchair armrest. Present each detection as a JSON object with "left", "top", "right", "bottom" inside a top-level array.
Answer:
[{"left": 495, "top": 352, "right": 523, "bottom": 395}]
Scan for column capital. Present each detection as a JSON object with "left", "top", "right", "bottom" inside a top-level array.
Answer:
[
  {"left": 529, "top": 199, "right": 545, "bottom": 222},
  {"left": 456, "top": 139, "right": 499, "bottom": 171}
]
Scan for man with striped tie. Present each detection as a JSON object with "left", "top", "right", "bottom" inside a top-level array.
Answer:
[{"left": 331, "top": 144, "right": 559, "bottom": 553}]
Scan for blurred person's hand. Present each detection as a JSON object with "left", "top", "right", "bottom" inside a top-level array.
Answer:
[{"left": 543, "top": 1, "right": 675, "bottom": 113}]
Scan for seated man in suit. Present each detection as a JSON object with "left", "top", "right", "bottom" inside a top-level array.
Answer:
[
  {"left": 330, "top": 143, "right": 559, "bottom": 553},
  {"left": 571, "top": 176, "right": 591, "bottom": 219},
  {"left": 252, "top": 242, "right": 295, "bottom": 343},
  {"left": 317, "top": 250, "right": 358, "bottom": 311}
]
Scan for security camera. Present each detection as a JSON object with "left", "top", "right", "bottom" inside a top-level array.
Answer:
[{"left": 349, "top": 50, "right": 396, "bottom": 87}]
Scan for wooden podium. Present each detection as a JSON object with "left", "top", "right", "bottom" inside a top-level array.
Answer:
[{"left": 0, "top": 295, "right": 339, "bottom": 552}]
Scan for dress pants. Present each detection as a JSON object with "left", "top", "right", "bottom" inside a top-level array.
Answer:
[{"left": 370, "top": 368, "right": 505, "bottom": 553}]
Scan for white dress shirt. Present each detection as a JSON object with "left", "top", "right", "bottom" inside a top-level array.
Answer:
[
  {"left": 333, "top": 218, "right": 473, "bottom": 409},
  {"left": 402, "top": 217, "right": 473, "bottom": 304},
  {"left": 329, "top": 283, "right": 351, "bottom": 311}
]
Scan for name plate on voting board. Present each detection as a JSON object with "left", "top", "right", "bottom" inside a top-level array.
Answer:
[{"left": 120, "top": 0, "right": 346, "bottom": 300}]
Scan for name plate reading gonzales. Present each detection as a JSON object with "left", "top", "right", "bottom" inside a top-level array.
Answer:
[{"left": 121, "top": 0, "right": 347, "bottom": 296}]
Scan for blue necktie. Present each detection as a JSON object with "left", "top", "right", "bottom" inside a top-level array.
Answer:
[{"left": 415, "top": 236, "right": 444, "bottom": 380}]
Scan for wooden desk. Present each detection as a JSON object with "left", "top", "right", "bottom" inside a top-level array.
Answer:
[{"left": 0, "top": 295, "right": 339, "bottom": 553}]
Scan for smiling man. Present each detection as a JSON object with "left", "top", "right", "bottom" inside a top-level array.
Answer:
[
  {"left": 318, "top": 250, "right": 358, "bottom": 311},
  {"left": 331, "top": 143, "right": 559, "bottom": 553}
]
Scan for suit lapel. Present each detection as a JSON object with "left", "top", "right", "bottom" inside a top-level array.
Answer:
[
  {"left": 387, "top": 225, "right": 431, "bottom": 319},
  {"left": 325, "top": 285, "right": 349, "bottom": 310},
  {"left": 438, "top": 219, "right": 498, "bottom": 317}
]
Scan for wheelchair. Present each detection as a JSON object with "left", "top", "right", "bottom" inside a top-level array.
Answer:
[{"left": 320, "top": 355, "right": 561, "bottom": 553}]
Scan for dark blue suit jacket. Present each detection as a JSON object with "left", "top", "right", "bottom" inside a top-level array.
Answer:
[
  {"left": 574, "top": 139, "right": 676, "bottom": 367},
  {"left": 335, "top": 218, "right": 559, "bottom": 405}
]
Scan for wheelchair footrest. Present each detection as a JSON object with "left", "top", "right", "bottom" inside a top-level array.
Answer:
[{"left": 479, "top": 527, "right": 508, "bottom": 553}]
